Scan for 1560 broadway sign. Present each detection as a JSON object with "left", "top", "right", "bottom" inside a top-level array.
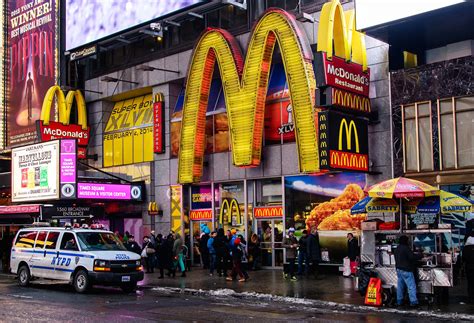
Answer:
[
  {"left": 37, "top": 86, "right": 90, "bottom": 159},
  {"left": 177, "top": 0, "right": 368, "bottom": 183},
  {"left": 318, "top": 111, "right": 369, "bottom": 172}
]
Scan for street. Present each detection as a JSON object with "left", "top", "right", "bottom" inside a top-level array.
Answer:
[{"left": 0, "top": 275, "right": 461, "bottom": 322}]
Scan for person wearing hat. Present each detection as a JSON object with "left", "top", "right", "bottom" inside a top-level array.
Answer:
[
  {"left": 226, "top": 237, "right": 246, "bottom": 282},
  {"left": 282, "top": 227, "right": 298, "bottom": 281}
]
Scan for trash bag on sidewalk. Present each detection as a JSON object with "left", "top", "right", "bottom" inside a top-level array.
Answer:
[
  {"left": 357, "top": 266, "right": 377, "bottom": 296},
  {"left": 343, "top": 257, "right": 351, "bottom": 277}
]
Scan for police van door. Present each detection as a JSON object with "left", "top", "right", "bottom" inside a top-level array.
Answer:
[
  {"left": 54, "top": 232, "right": 78, "bottom": 280},
  {"left": 32, "top": 231, "right": 60, "bottom": 278}
]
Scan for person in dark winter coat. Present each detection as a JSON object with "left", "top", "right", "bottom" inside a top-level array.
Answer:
[
  {"left": 199, "top": 226, "right": 210, "bottom": 269},
  {"left": 306, "top": 227, "right": 321, "bottom": 278},
  {"left": 160, "top": 234, "right": 174, "bottom": 278},
  {"left": 347, "top": 233, "right": 359, "bottom": 261},
  {"left": 463, "top": 232, "right": 474, "bottom": 303},
  {"left": 142, "top": 236, "right": 154, "bottom": 273},
  {"left": 394, "top": 235, "right": 422, "bottom": 307},
  {"left": 213, "top": 228, "right": 229, "bottom": 277},
  {"left": 282, "top": 227, "right": 298, "bottom": 280},
  {"left": 248, "top": 233, "right": 261, "bottom": 270},
  {"left": 226, "top": 238, "right": 245, "bottom": 282},
  {"left": 297, "top": 230, "right": 308, "bottom": 275},
  {"left": 124, "top": 235, "right": 141, "bottom": 254}
]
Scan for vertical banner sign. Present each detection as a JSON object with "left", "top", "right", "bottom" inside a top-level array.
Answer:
[
  {"left": 59, "top": 139, "right": 77, "bottom": 199},
  {"left": 7, "top": 0, "right": 58, "bottom": 147},
  {"left": 170, "top": 185, "right": 183, "bottom": 236},
  {"left": 153, "top": 94, "right": 165, "bottom": 153}
]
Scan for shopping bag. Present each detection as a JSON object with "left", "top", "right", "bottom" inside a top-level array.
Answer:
[
  {"left": 321, "top": 250, "right": 330, "bottom": 262},
  {"left": 343, "top": 257, "right": 351, "bottom": 277},
  {"left": 350, "top": 261, "right": 357, "bottom": 275},
  {"left": 364, "top": 277, "right": 382, "bottom": 306}
]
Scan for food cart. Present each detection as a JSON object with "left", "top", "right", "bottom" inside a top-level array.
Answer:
[
  {"left": 353, "top": 178, "right": 472, "bottom": 305},
  {"left": 360, "top": 227, "right": 459, "bottom": 304}
]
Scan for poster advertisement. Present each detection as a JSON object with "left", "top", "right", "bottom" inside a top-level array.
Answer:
[
  {"left": 191, "top": 185, "right": 214, "bottom": 210},
  {"left": 285, "top": 173, "right": 367, "bottom": 264},
  {"left": 12, "top": 141, "right": 60, "bottom": 202},
  {"left": 7, "top": 0, "right": 58, "bottom": 147}
]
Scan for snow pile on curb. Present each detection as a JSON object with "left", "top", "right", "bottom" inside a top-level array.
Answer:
[{"left": 151, "top": 286, "right": 474, "bottom": 321}]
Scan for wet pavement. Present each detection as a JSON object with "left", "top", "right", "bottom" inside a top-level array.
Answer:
[
  {"left": 139, "top": 267, "right": 474, "bottom": 316},
  {"left": 0, "top": 275, "right": 457, "bottom": 322}
]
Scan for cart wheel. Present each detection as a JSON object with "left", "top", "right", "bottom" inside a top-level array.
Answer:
[{"left": 382, "top": 288, "right": 393, "bottom": 306}]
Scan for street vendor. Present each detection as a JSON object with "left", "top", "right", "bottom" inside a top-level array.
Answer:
[{"left": 394, "top": 235, "right": 422, "bottom": 307}]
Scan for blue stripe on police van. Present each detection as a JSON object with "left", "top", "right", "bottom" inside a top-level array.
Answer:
[
  {"left": 31, "top": 265, "right": 74, "bottom": 273},
  {"left": 14, "top": 249, "right": 94, "bottom": 259}
]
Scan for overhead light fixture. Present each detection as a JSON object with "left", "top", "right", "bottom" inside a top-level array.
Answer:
[
  {"left": 140, "top": 29, "right": 164, "bottom": 38},
  {"left": 136, "top": 65, "right": 180, "bottom": 74},
  {"left": 222, "top": 0, "right": 247, "bottom": 10},
  {"left": 188, "top": 12, "right": 203, "bottom": 19},
  {"left": 165, "top": 20, "right": 181, "bottom": 27},
  {"left": 117, "top": 36, "right": 132, "bottom": 44},
  {"left": 101, "top": 76, "right": 139, "bottom": 85},
  {"left": 296, "top": 12, "right": 315, "bottom": 23}
]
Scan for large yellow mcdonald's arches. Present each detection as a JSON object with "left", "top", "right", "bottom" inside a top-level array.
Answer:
[
  {"left": 178, "top": 8, "right": 318, "bottom": 184},
  {"left": 178, "top": 0, "right": 368, "bottom": 184},
  {"left": 40, "top": 85, "right": 88, "bottom": 130}
]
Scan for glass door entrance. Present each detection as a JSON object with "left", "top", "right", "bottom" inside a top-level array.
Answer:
[{"left": 256, "top": 219, "right": 284, "bottom": 268}]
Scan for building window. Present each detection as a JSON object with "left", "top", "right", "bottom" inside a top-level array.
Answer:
[
  {"left": 438, "top": 96, "right": 474, "bottom": 169},
  {"left": 402, "top": 102, "right": 433, "bottom": 172}
]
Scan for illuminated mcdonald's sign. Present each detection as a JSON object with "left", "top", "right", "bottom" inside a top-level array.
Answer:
[
  {"left": 319, "top": 110, "right": 368, "bottom": 172},
  {"left": 254, "top": 206, "right": 283, "bottom": 219},
  {"left": 178, "top": 0, "right": 369, "bottom": 183},
  {"left": 190, "top": 209, "right": 213, "bottom": 221},
  {"left": 219, "top": 198, "right": 242, "bottom": 225},
  {"left": 148, "top": 202, "right": 159, "bottom": 216},
  {"left": 316, "top": 87, "right": 371, "bottom": 114},
  {"left": 37, "top": 86, "right": 90, "bottom": 159}
]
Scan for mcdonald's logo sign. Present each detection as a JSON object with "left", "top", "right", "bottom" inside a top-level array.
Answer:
[
  {"left": 177, "top": 0, "right": 370, "bottom": 183},
  {"left": 219, "top": 198, "right": 242, "bottom": 225},
  {"left": 316, "top": 87, "right": 371, "bottom": 114},
  {"left": 36, "top": 86, "right": 90, "bottom": 159},
  {"left": 148, "top": 202, "right": 159, "bottom": 216},
  {"left": 190, "top": 209, "right": 213, "bottom": 221},
  {"left": 318, "top": 110, "right": 368, "bottom": 172},
  {"left": 254, "top": 206, "right": 283, "bottom": 219}
]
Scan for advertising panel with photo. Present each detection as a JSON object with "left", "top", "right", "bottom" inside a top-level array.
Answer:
[
  {"left": 7, "top": 0, "right": 58, "bottom": 147},
  {"left": 285, "top": 173, "right": 367, "bottom": 264},
  {"left": 12, "top": 141, "right": 60, "bottom": 202},
  {"left": 66, "top": 0, "right": 205, "bottom": 50}
]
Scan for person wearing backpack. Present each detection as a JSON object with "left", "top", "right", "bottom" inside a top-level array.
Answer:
[{"left": 213, "top": 228, "right": 229, "bottom": 277}]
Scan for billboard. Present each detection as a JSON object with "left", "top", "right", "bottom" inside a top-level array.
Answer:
[
  {"left": 7, "top": 0, "right": 58, "bottom": 148},
  {"left": 66, "top": 0, "right": 204, "bottom": 50},
  {"left": 355, "top": 0, "right": 465, "bottom": 30},
  {"left": 12, "top": 141, "right": 60, "bottom": 202}
]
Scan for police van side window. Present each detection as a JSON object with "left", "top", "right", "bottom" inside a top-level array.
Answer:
[
  {"left": 60, "top": 232, "right": 79, "bottom": 251},
  {"left": 14, "top": 231, "right": 37, "bottom": 249},
  {"left": 35, "top": 231, "right": 48, "bottom": 249},
  {"left": 45, "top": 232, "right": 60, "bottom": 250}
]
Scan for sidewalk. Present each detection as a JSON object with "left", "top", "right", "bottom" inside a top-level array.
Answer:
[{"left": 140, "top": 266, "right": 474, "bottom": 316}]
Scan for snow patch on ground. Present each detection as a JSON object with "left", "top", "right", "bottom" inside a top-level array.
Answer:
[{"left": 151, "top": 286, "right": 474, "bottom": 321}]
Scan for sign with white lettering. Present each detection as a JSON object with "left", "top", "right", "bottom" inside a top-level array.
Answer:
[{"left": 77, "top": 183, "right": 142, "bottom": 201}]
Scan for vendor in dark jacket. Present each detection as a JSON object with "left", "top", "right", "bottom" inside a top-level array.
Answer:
[
  {"left": 394, "top": 235, "right": 422, "bottom": 307},
  {"left": 347, "top": 233, "right": 359, "bottom": 262},
  {"left": 124, "top": 235, "right": 141, "bottom": 255},
  {"left": 463, "top": 232, "right": 474, "bottom": 302},
  {"left": 306, "top": 227, "right": 321, "bottom": 278}
]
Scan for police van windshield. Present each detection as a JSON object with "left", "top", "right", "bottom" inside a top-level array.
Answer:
[{"left": 76, "top": 232, "right": 126, "bottom": 251}]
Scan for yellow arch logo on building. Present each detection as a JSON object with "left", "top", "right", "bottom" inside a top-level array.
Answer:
[
  {"left": 338, "top": 119, "right": 359, "bottom": 152},
  {"left": 219, "top": 198, "right": 242, "bottom": 225},
  {"left": 40, "top": 85, "right": 88, "bottom": 130},
  {"left": 177, "top": 0, "right": 367, "bottom": 183}
]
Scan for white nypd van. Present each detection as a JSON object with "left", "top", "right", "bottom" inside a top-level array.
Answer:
[{"left": 10, "top": 227, "right": 144, "bottom": 293}]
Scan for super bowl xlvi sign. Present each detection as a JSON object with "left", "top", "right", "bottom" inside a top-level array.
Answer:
[
  {"left": 177, "top": 0, "right": 368, "bottom": 184},
  {"left": 318, "top": 111, "right": 369, "bottom": 172},
  {"left": 36, "top": 86, "right": 90, "bottom": 159}
]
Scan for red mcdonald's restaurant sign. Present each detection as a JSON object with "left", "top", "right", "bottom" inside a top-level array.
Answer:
[
  {"left": 189, "top": 209, "right": 213, "bottom": 221},
  {"left": 254, "top": 206, "right": 283, "bottom": 219}
]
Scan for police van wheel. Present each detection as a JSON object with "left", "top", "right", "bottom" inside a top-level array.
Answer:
[
  {"left": 18, "top": 265, "right": 31, "bottom": 287},
  {"left": 121, "top": 283, "right": 137, "bottom": 293},
  {"left": 73, "top": 269, "right": 90, "bottom": 293}
]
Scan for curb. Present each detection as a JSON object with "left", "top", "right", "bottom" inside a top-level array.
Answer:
[{"left": 149, "top": 285, "right": 474, "bottom": 321}]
